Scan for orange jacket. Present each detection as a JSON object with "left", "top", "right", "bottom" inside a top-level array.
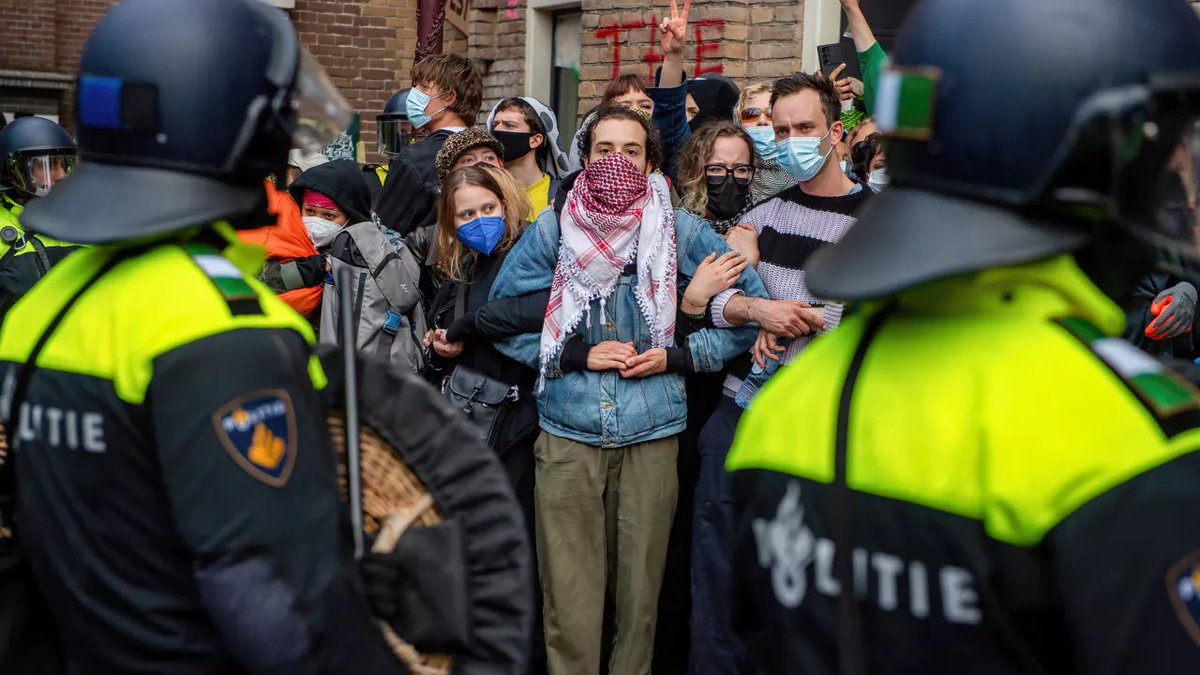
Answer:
[{"left": 239, "top": 181, "right": 323, "bottom": 318}]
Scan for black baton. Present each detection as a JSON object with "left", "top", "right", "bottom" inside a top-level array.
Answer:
[{"left": 336, "top": 265, "right": 365, "bottom": 561}]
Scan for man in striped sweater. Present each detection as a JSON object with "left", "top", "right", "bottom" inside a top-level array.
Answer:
[{"left": 689, "top": 72, "right": 873, "bottom": 675}]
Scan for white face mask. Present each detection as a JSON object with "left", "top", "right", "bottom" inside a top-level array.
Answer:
[
  {"left": 303, "top": 216, "right": 342, "bottom": 249},
  {"left": 868, "top": 168, "right": 890, "bottom": 192}
]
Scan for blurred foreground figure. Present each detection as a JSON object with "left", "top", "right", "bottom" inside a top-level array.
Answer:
[
  {"left": 727, "top": 0, "right": 1200, "bottom": 673},
  {"left": 0, "top": 0, "right": 402, "bottom": 672}
]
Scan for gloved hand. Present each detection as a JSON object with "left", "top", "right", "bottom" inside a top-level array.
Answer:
[
  {"left": 358, "top": 521, "right": 472, "bottom": 652},
  {"left": 1146, "top": 282, "right": 1198, "bottom": 340}
]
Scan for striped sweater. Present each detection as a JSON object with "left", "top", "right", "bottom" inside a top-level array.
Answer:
[{"left": 713, "top": 184, "right": 873, "bottom": 391}]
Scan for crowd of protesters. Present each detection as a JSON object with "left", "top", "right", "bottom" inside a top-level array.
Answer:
[
  {"left": 238, "top": 0, "right": 899, "bottom": 669},
  {"left": 231, "top": 0, "right": 1200, "bottom": 672},
  {"left": 4, "top": 0, "right": 1197, "bottom": 673},
  {"left": 256, "top": 11, "right": 889, "bottom": 666}
]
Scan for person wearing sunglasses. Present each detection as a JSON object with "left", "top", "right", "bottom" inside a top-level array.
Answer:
[{"left": 736, "top": 83, "right": 797, "bottom": 203}]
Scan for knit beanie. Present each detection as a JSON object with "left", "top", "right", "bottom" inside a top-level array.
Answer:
[{"left": 435, "top": 128, "right": 505, "bottom": 181}]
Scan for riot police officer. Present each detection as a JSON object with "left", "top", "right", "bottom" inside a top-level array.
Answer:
[
  {"left": 727, "top": 0, "right": 1200, "bottom": 672},
  {"left": 0, "top": 116, "right": 78, "bottom": 315},
  {"left": 0, "top": 0, "right": 402, "bottom": 672},
  {"left": 365, "top": 88, "right": 424, "bottom": 194},
  {"left": 377, "top": 88, "right": 419, "bottom": 160}
]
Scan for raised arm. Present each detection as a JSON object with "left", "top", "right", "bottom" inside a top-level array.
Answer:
[
  {"left": 840, "top": 0, "right": 879, "bottom": 53},
  {"left": 658, "top": 0, "right": 691, "bottom": 89}
]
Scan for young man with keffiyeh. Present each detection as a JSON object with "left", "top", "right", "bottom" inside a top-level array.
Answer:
[{"left": 489, "top": 106, "right": 765, "bottom": 675}]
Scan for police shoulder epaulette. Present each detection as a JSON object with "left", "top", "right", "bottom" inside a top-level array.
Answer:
[
  {"left": 182, "top": 243, "right": 263, "bottom": 316},
  {"left": 1057, "top": 316, "right": 1200, "bottom": 436}
]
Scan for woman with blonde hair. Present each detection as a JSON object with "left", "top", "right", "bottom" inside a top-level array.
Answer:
[
  {"left": 676, "top": 120, "right": 759, "bottom": 236},
  {"left": 425, "top": 164, "right": 539, "bottom": 463},
  {"left": 424, "top": 162, "right": 549, "bottom": 673},
  {"left": 735, "top": 81, "right": 796, "bottom": 202}
]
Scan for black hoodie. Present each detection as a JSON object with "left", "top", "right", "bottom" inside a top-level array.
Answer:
[{"left": 288, "top": 159, "right": 374, "bottom": 224}]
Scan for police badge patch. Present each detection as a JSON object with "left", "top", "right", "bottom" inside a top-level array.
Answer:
[
  {"left": 213, "top": 390, "right": 298, "bottom": 487},
  {"left": 1167, "top": 551, "right": 1200, "bottom": 645}
]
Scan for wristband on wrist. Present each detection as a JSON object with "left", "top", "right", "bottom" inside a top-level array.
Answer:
[{"left": 747, "top": 298, "right": 760, "bottom": 324}]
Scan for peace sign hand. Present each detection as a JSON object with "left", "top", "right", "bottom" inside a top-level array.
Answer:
[{"left": 660, "top": 0, "right": 692, "bottom": 56}]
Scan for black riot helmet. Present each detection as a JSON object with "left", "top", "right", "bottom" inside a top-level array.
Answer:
[
  {"left": 0, "top": 116, "right": 77, "bottom": 199},
  {"left": 808, "top": 0, "right": 1200, "bottom": 301},
  {"left": 377, "top": 88, "right": 414, "bottom": 158},
  {"left": 22, "top": 0, "right": 351, "bottom": 244}
]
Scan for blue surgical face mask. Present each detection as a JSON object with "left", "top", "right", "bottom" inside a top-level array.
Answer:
[
  {"left": 746, "top": 126, "right": 777, "bottom": 161},
  {"left": 406, "top": 88, "right": 438, "bottom": 130},
  {"left": 839, "top": 160, "right": 850, "bottom": 175},
  {"left": 776, "top": 127, "right": 834, "bottom": 183},
  {"left": 456, "top": 216, "right": 506, "bottom": 256}
]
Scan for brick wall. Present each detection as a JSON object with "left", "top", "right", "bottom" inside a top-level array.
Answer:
[
  {"left": 577, "top": 0, "right": 805, "bottom": 115},
  {"left": 0, "top": 0, "right": 59, "bottom": 72},
  {"left": 438, "top": 0, "right": 525, "bottom": 124},
  {"left": 291, "top": 0, "right": 417, "bottom": 161},
  {"left": 0, "top": 0, "right": 421, "bottom": 161}
]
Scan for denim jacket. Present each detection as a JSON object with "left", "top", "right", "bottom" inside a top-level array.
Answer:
[{"left": 490, "top": 207, "right": 766, "bottom": 448}]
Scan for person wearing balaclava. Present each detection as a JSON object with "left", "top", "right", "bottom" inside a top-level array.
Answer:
[{"left": 486, "top": 97, "right": 571, "bottom": 217}]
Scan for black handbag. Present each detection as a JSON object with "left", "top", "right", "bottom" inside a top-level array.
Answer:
[
  {"left": 442, "top": 365, "right": 519, "bottom": 446},
  {"left": 440, "top": 283, "right": 519, "bottom": 445}
]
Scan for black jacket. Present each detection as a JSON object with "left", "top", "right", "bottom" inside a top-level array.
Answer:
[
  {"left": 428, "top": 248, "right": 541, "bottom": 454},
  {"left": 288, "top": 159, "right": 374, "bottom": 224},
  {"left": 373, "top": 129, "right": 454, "bottom": 237}
]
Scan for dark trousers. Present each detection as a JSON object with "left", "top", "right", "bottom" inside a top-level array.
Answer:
[
  {"left": 689, "top": 396, "right": 753, "bottom": 675},
  {"left": 0, "top": 549, "right": 63, "bottom": 675},
  {"left": 653, "top": 373, "right": 724, "bottom": 675}
]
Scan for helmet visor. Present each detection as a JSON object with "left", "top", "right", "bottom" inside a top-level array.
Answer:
[
  {"left": 11, "top": 152, "right": 76, "bottom": 197},
  {"left": 377, "top": 117, "right": 414, "bottom": 158},
  {"left": 292, "top": 47, "right": 353, "bottom": 153}
]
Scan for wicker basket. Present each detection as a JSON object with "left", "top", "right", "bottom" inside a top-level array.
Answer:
[{"left": 328, "top": 411, "right": 454, "bottom": 675}]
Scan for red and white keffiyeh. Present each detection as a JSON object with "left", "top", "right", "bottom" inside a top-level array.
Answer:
[{"left": 540, "top": 153, "right": 677, "bottom": 379}]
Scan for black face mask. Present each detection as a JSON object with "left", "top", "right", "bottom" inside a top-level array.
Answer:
[
  {"left": 706, "top": 176, "right": 751, "bottom": 221},
  {"left": 493, "top": 130, "right": 538, "bottom": 163}
]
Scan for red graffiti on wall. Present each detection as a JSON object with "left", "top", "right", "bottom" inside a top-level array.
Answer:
[
  {"left": 595, "top": 16, "right": 725, "bottom": 81},
  {"left": 693, "top": 19, "right": 724, "bottom": 78}
]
